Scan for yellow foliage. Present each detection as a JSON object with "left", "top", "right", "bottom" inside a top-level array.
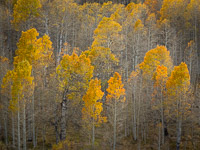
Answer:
[
  {"left": 145, "top": 0, "right": 158, "bottom": 11},
  {"left": 134, "top": 19, "right": 144, "bottom": 31},
  {"left": 0, "top": 56, "right": 9, "bottom": 63},
  {"left": 12, "top": 0, "right": 41, "bottom": 29},
  {"left": 92, "top": 17, "right": 122, "bottom": 48},
  {"left": 56, "top": 52, "right": 94, "bottom": 101},
  {"left": 139, "top": 45, "right": 173, "bottom": 79},
  {"left": 1, "top": 60, "right": 34, "bottom": 112},
  {"left": 15, "top": 28, "right": 52, "bottom": 67},
  {"left": 160, "top": 0, "right": 189, "bottom": 24},
  {"left": 106, "top": 72, "right": 126, "bottom": 101},
  {"left": 166, "top": 62, "right": 190, "bottom": 96},
  {"left": 184, "top": 0, "right": 200, "bottom": 28},
  {"left": 153, "top": 65, "right": 168, "bottom": 88},
  {"left": 82, "top": 78, "right": 106, "bottom": 126}
]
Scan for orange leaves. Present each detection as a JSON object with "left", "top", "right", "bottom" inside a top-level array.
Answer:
[
  {"left": 166, "top": 62, "right": 190, "bottom": 95},
  {"left": 140, "top": 45, "right": 172, "bottom": 79},
  {"left": 153, "top": 65, "right": 168, "bottom": 88},
  {"left": 82, "top": 78, "right": 106, "bottom": 125},
  {"left": 0, "top": 56, "right": 9, "bottom": 63},
  {"left": 106, "top": 72, "right": 125, "bottom": 101}
]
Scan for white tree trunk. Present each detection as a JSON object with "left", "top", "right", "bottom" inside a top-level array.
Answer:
[
  {"left": 92, "top": 115, "right": 95, "bottom": 149},
  {"left": 60, "top": 90, "right": 67, "bottom": 141},
  {"left": 18, "top": 95, "right": 21, "bottom": 150},
  {"left": 12, "top": 112, "right": 15, "bottom": 147},
  {"left": 23, "top": 101, "right": 26, "bottom": 150},
  {"left": 113, "top": 99, "right": 117, "bottom": 150}
]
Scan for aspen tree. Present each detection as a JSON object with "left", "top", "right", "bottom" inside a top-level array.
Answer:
[
  {"left": 106, "top": 72, "right": 125, "bottom": 150},
  {"left": 166, "top": 62, "right": 190, "bottom": 150},
  {"left": 56, "top": 52, "right": 93, "bottom": 141},
  {"left": 82, "top": 78, "right": 106, "bottom": 148}
]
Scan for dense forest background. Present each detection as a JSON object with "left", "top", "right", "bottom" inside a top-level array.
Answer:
[{"left": 0, "top": 0, "right": 200, "bottom": 149}]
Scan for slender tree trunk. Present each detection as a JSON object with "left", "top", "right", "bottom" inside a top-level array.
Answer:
[
  {"left": 161, "top": 89, "right": 165, "bottom": 145},
  {"left": 23, "top": 100, "right": 26, "bottom": 150},
  {"left": 4, "top": 115, "right": 8, "bottom": 145},
  {"left": 12, "top": 112, "right": 15, "bottom": 148},
  {"left": 158, "top": 123, "right": 161, "bottom": 150},
  {"left": 137, "top": 78, "right": 142, "bottom": 140},
  {"left": 45, "top": 16, "right": 49, "bottom": 35},
  {"left": 54, "top": 105, "right": 59, "bottom": 144},
  {"left": 18, "top": 95, "right": 21, "bottom": 150},
  {"left": 32, "top": 91, "right": 36, "bottom": 148},
  {"left": 113, "top": 98, "right": 117, "bottom": 150},
  {"left": 132, "top": 84, "right": 137, "bottom": 140},
  {"left": 92, "top": 115, "right": 95, "bottom": 149},
  {"left": 176, "top": 119, "right": 182, "bottom": 150},
  {"left": 176, "top": 95, "right": 182, "bottom": 150},
  {"left": 60, "top": 90, "right": 67, "bottom": 141}
]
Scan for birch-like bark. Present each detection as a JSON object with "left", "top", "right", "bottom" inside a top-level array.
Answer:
[
  {"left": 132, "top": 84, "right": 137, "bottom": 140},
  {"left": 60, "top": 90, "right": 67, "bottom": 141},
  {"left": 158, "top": 124, "right": 161, "bottom": 150},
  {"left": 32, "top": 92, "right": 36, "bottom": 147},
  {"left": 18, "top": 95, "right": 21, "bottom": 150},
  {"left": 161, "top": 89, "right": 165, "bottom": 145},
  {"left": 23, "top": 100, "right": 26, "bottom": 150},
  {"left": 113, "top": 98, "right": 117, "bottom": 150},
  {"left": 3, "top": 115, "right": 8, "bottom": 145},
  {"left": 12, "top": 112, "right": 15, "bottom": 147},
  {"left": 92, "top": 115, "right": 95, "bottom": 149}
]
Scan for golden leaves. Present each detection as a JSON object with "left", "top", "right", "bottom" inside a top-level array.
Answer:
[
  {"left": 82, "top": 78, "right": 106, "bottom": 125},
  {"left": 92, "top": 17, "right": 122, "bottom": 48},
  {"left": 56, "top": 52, "right": 94, "bottom": 100},
  {"left": 12, "top": 0, "right": 41, "bottom": 29},
  {"left": 166, "top": 62, "right": 190, "bottom": 95},
  {"left": 139, "top": 45, "right": 173, "bottom": 79},
  {"left": 106, "top": 72, "right": 126, "bottom": 101},
  {"left": 153, "top": 65, "right": 168, "bottom": 88},
  {"left": 15, "top": 28, "right": 52, "bottom": 67}
]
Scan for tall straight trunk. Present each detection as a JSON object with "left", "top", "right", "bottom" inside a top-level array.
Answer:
[
  {"left": 125, "top": 30, "right": 128, "bottom": 80},
  {"left": 161, "top": 89, "right": 165, "bottom": 145},
  {"left": 176, "top": 95, "right": 182, "bottom": 150},
  {"left": 32, "top": 89, "right": 36, "bottom": 147},
  {"left": 60, "top": 90, "right": 67, "bottom": 141},
  {"left": 158, "top": 124, "right": 161, "bottom": 150},
  {"left": 45, "top": 16, "right": 49, "bottom": 35},
  {"left": 23, "top": 100, "right": 26, "bottom": 150},
  {"left": 113, "top": 98, "right": 117, "bottom": 150},
  {"left": 54, "top": 105, "right": 59, "bottom": 144},
  {"left": 92, "top": 116, "right": 95, "bottom": 149},
  {"left": 58, "top": 30, "right": 63, "bottom": 62},
  {"left": 27, "top": 103, "right": 31, "bottom": 142},
  {"left": 137, "top": 78, "right": 142, "bottom": 139},
  {"left": 4, "top": 115, "right": 8, "bottom": 145},
  {"left": 132, "top": 84, "right": 137, "bottom": 141},
  {"left": 12, "top": 112, "right": 15, "bottom": 147},
  {"left": 176, "top": 119, "right": 182, "bottom": 150},
  {"left": 18, "top": 95, "right": 21, "bottom": 150}
]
